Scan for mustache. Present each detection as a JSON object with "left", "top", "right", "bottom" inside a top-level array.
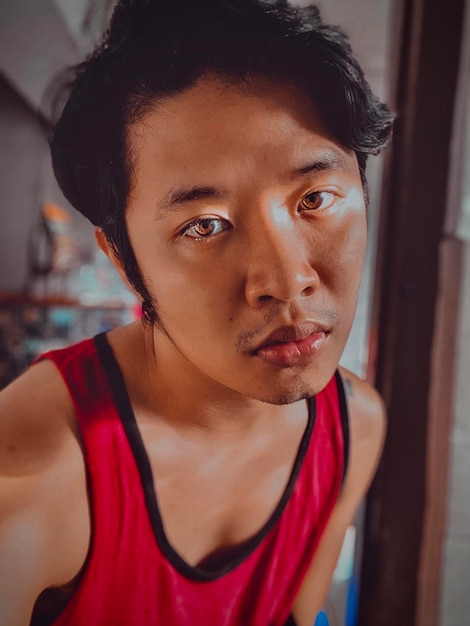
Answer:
[{"left": 235, "top": 305, "right": 340, "bottom": 353}]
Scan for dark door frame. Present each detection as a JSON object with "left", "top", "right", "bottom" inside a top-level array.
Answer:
[{"left": 358, "top": 0, "right": 467, "bottom": 624}]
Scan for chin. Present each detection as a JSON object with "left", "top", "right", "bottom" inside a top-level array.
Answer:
[
  {"left": 259, "top": 392, "right": 312, "bottom": 406},
  {"left": 248, "top": 366, "right": 335, "bottom": 405},
  {"left": 254, "top": 381, "right": 317, "bottom": 406}
]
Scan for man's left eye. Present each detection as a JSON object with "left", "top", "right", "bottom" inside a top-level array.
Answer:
[
  {"left": 299, "top": 191, "right": 336, "bottom": 212},
  {"left": 181, "top": 217, "right": 229, "bottom": 239}
]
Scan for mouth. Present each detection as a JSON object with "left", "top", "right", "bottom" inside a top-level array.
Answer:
[{"left": 252, "top": 323, "right": 331, "bottom": 367}]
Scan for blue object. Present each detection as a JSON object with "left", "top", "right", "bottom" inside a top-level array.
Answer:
[
  {"left": 345, "top": 574, "right": 358, "bottom": 626},
  {"left": 314, "top": 610, "right": 329, "bottom": 626}
]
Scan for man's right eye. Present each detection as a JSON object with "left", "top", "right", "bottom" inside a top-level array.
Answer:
[{"left": 180, "top": 217, "right": 230, "bottom": 239}]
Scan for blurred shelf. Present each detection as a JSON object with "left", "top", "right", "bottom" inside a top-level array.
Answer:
[
  {"left": 0, "top": 291, "right": 136, "bottom": 389},
  {"left": 0, "top": 291, "right": 132, "bottom": 309}
]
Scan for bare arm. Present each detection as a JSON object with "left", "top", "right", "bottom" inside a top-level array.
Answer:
[
  {"left": 0, "top": 361, "right": 89, "bottom": 626},
  {"left": 291, "top": 367, "right": 386, "bottom": 626}
]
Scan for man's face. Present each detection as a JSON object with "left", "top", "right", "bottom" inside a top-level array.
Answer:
[{"left": 125, "top": 75, "right": 367, "bottom": 404}]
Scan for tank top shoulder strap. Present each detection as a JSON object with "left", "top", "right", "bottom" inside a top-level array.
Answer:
[
  {"left": 334, "top": 370, "right": 350, "bottom": 483},
  {"left": 32, "top": 333, "right": 117, "bottom": 434},
  {"left": 315, "top": 370, "right": 350, "bottom": 485}
]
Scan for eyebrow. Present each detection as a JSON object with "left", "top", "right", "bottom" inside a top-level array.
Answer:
[
  {"left": 155, "top": 186, "right": 225, "bottom": 220},
  {"left": 291, "top": 150, "right": 349, "bottom": 178}
]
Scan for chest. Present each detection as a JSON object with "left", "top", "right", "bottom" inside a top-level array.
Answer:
[
  {"left": 32, "top": 385, "right": 346, "bottom": 626},
  {"left": 137, "top": 414, "right": 309, "bottom": 569}
]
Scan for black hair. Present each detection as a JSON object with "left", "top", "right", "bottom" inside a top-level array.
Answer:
[{"left": 50, "top": 0, "right": 393, "bottom": 324}]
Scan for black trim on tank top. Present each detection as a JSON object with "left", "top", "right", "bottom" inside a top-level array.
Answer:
[
  {"left": 93, "top": 332, "right": 317, "bottom": 582},
  {"left": 284, "top": 615, "right": 297, "bottom": 626},
  {"left": 334, "top": 370, "right": 350, "bottom": 484}
]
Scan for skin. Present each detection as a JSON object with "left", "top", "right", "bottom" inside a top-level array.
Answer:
[{"left": 0, "top": 75, "right": 385, "bottom": 625}]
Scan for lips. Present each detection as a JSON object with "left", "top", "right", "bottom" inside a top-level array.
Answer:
[{"left": 252, "top": 324, "right": 330, "bottom": 367}]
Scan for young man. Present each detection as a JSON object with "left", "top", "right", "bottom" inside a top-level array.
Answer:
[{"left": 0, "top": 1, "right": 392, "bottom": 624}]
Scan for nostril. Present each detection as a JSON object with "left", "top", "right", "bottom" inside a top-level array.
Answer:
[{"left": 302, "top": 286, "right": 316, "bottom": 297}]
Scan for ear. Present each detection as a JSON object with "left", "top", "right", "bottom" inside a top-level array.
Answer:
[
  {"left": 94, "top": 228, "right": 142, "bottom": 302},
  {"left": 95, "top": 228, "right": 123, "bottom": 275}
]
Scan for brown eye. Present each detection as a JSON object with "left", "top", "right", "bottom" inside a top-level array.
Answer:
[
  {"left": 182, "top": 217, "right": 229, "bottom": 239},
  {"left": 300, "top": 191, "right": 336, "bottom": 212},
  {"left": 193, "top": 219, "right": 217, "bottom": 236}
]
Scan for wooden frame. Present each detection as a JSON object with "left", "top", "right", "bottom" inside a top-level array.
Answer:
[{"left": 358, "top": 0, "right": 467, "bottom": 623}]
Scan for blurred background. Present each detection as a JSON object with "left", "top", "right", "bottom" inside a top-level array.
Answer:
[{"left": 0, "top": 0, "right": 469, "bottom": 625}]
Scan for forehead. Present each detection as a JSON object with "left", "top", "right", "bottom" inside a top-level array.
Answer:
[{"left": 126, "top": 75, "right": 357, "bottom": 191}]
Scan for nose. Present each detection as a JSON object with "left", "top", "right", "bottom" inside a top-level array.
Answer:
[{"left": 244, "top": 214, "right": 319, "bottom": 308}]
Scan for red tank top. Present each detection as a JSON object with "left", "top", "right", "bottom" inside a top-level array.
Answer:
[{"left": 38, "top": 333, "right": 349, "bottom": 626}]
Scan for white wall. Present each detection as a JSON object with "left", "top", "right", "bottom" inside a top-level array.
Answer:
[
  {"left": 439, "top": 243, "right": 470, "bottom": 626},
  {"left": 439, "top": 1, "right": 470, "bottom": 623}
]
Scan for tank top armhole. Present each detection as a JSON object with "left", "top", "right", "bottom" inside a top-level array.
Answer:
[{"left": 334, "top": 370, "right": 350, "bottom": 485}]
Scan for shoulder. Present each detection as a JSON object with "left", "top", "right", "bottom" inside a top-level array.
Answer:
[
  {"left": 0, "top": 358, "right": 79, "bottom": 464},
  {"left": 337, "top": 366, "right": 386, "bottom": 503},
  {"left": 338, "top": 366, "right": 386, "bottom": 453},
  {"left": 0, "top": 354, "right": 89, "bottom": 492},
  {"left": 0, "top": 358, "right": 90, "bottom": 623}
]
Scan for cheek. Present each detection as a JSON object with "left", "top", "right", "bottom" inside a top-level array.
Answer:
[
  {"left": 337, "top": 215, "right": 367, "bottom": 281},
  {"left": 131, "top": 232, "right": 242, "bottom": 324},
  {"left": 313, "top": 210, "right": 367, "bottom": 284}
]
